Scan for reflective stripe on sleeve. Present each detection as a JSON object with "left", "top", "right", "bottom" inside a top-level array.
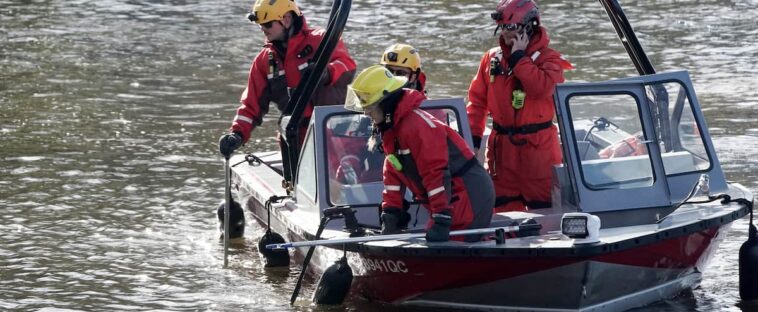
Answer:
[
  {"left": 428, "top": 186, "right": 445, "bottom": 197},
  {"left": 432, "top": 213, "right": 452, "bottom": 220},
  {"left": 413, "top": 109, "right": 436, "bottom": 128},
  {"left": 234, "top": 115, "right": 254, "bottom": 124},
  {"left": 385, "top": 185, "right": 402, "bottom": 191},
  {"left": 397, "top": 149, "right": 411, "bottom": 155},
  {"left": 332, "top": 60, "right": 349, "bottom": 72},
  {"left": 531, "top": 51, "right": 541, "bottom": 62}
]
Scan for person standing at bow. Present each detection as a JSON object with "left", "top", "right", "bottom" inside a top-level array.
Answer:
[
  {"left": 346, "top": 65, "right": 494, "bottom": 242},
  {"left": 218, "top": 0, "right": 356, "bottom": 175},
  {"left": 467, "top": 0, "right": 572, "bottom": 213}
]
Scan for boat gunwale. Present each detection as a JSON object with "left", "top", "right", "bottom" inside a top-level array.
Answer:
[
  {"left": 232, "top": 152, "right": 752, "bottom": 259},
  {"left": 325, "top": 203, "right": 748, "bottom": 257}
]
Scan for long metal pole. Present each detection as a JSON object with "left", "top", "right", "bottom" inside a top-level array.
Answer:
[
  {"left": 268, "top": 225, "right": 531, "bottom": 250},
  {"left": 223, "top": 157, "right": 231, "bottom": 267},
  {"left": 598, "top": 0, "right": 655, "bottom": 75},
  {"left": 290, "top": 216, "right": 330, "bottom": 305}
]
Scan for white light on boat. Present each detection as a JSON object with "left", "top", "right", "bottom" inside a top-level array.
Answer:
[{"left": 561, "top": 213, "right": 601, "bottom": 244}]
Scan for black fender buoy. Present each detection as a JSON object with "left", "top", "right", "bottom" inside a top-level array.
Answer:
[
  {"left": 313, "top": 256, "right": 353, "bottom": 304},
  {"left": 217, "top": 200, "right": 245, "bottom": 239},
  {"left": 257, "top": 231, "right": 290, "bottom": 267},
  {"left": 739, "top": 222, "right": 758, "bottom": 301}
]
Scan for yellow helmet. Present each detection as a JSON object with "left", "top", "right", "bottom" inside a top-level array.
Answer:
[
  {"left": 345, "top": 65, "right": 408, "bottom": 112},
  {"left": 248, "top": 0, "right": 302, "bottom": 24},
  {"left": 380, "top": 44, "right": 421, "bottom": 72}
]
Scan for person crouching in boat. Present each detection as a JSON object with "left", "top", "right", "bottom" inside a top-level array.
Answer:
[{"left": 345, "top": 65, "right": 495, "bottom": 242}]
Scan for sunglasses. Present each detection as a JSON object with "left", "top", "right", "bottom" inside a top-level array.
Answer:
[
  {"left": 259, "top": 21, "right": 276, "bottom": 29},
  {"left": 499, "top": 23, "right": 522, "bottom": 32},
  {"left": 247, "top": 12, "right": 277, "bottom": 29},
  {"left": 387, "top": 67, "right": 412, "bottom": 77}
]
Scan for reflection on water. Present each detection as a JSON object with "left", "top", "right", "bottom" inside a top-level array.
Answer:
[{"left": 1, "top": 0, "right": 756, "bottom": 311}]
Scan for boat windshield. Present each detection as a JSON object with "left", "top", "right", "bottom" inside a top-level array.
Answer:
[
  {"left": 653, "top": 81, "right": 711, "bottom": 174},
  {"left": 567, "top": 82, "right": 711, "bottom": 190}
]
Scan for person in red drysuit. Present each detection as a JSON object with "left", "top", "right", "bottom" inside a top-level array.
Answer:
[
  {"left": 467, "top": 0, "right": 573, "bottom": 212},
  {"left": 218, "top": 0, "right": 356, "bottom": 183},
  {"left": 346, "top": 65, "right": 494, "bottom": 242}
]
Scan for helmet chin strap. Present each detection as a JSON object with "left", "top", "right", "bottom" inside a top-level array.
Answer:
[{"left": 375, "top": 89, "right": 404, "bottom": 131}]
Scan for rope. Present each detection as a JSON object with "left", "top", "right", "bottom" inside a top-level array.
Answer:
[{"left": 264, "top": 195, "right": 291, "bottom": 234}]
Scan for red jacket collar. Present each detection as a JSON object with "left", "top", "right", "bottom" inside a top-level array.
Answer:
[{"left": 393, "top": 89, "right": 427, "bottom": 124}]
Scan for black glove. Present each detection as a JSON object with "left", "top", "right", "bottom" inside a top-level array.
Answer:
[
  {"left": 425, "top": 210, "right": 453, "bottom": 242},
  {"left": 381, "top": 207, "right": 411, "bottom": 235},
  {"left": 508, "top": 49, "right": 526, "bottom": 70},
  {"left": 218, "top": 132, "right": 243, "bottom": 159}
]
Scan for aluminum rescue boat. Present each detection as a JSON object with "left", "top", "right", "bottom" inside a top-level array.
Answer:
[{"left": 220, "top": 0, "right": 756, "bottom": 310}]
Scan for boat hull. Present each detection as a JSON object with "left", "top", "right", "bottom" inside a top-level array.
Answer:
[
  {"left": 241, "top": 191, "right": 733, "bottom": 310},
  {"left": 349, "top": 226, "right": 729, "bottom": 311},
  {"left": 230, "top": 154, "right": 748, "bottom": 311}
]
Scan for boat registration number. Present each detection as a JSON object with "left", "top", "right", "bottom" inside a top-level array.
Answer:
[{"left": 363, "top": 258, "right": 408, "bottom": 273}]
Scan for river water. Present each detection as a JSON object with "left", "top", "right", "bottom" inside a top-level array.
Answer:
[{"left": 2, "top": 0, "right": 757, "bottom": 311}]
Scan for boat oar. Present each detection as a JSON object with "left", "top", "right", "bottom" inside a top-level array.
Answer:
[
  {"left": 269, "top": 225, "right": 538, "bottom": 250},
  {"left": 223, "top": 155, "right": 231, "bottom": 268}
]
